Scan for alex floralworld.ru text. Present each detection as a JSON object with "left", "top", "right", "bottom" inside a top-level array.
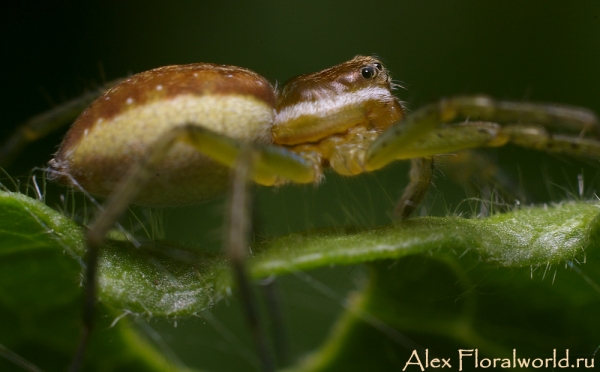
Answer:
[{"left": 402, "top": 349, "right": 595, "bottom": 370}]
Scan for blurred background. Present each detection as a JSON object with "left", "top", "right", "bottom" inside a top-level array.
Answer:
[{"left": 2, "top": 0, "right": 600, "bottom": 370}]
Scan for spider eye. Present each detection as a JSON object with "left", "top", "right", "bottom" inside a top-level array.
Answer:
[
  {"left": 374, "top": 62, "right": 383, "bottom": 71},
  {"left": 361, "top": 66, "right": 376, "bottom": 79}
]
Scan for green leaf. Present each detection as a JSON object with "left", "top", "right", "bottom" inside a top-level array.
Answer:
[
  {"left": 285, "top": 207, "right": 600, "bottom": 371},
  {"left": 0, "top": 191, "right": 193, "bottom": 372},
  {"left": 95, "top": 201, "right": 600, "bottom": 318},
  {"left": 250, "top": 201, "right": 600, "bottom": 274},
  {"left": 1, "top": 190, "right": 599, "bottom": 371},
  {"left": 267, "top": 204, "right": 600, "bottom": 371},
  {"left": 293, "top": 252, "right": 600, "bottom": 372}
]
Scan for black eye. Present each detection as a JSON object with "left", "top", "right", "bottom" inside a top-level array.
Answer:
[
  {"left": 361, "top": 66, "right": 376, "bottom": 79},
  {"left": 374, "top": 62, "right": 383, "bottom": 71}
]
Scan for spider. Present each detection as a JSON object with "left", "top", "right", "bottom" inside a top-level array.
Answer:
[{"left": 4, "top": 56, "right": 600, "bottom": 371}]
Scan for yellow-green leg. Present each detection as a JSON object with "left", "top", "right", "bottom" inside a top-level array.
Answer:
[
  {"left": 365, "top": 95, "right": 600, "bottom": 170},
  {"left": 68, "top": 123, "right": 319, "bottom": 371},
  {"left": 364, "top": 96, "right": 600, "bottom": 219},
  {"left": 395, "top": 157, "right": 435, "bottom": 219}
]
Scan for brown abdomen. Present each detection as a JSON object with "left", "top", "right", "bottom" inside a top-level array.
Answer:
[{"left": 50, "top": 63, "right": 276, "bottom": 205}]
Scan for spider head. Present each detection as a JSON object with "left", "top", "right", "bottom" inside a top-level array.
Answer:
[{"left": 273, "top": 56, "right": 404, "bottom": 145}]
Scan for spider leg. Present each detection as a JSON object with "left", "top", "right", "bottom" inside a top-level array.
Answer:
[
  {"left": 183, "top": 125, "right": 319, "bottom": 185},
  {"left": 227, "top": 148, "right": 275, "bottom": 372},
  {"left": 365, "top": 95, "right": 600, "bottom": 218},
  {"left": 501, "top": 125, "right": 600, "bottom": 158},
  {"left": 365, "top": 95, "right": 599, "bottom": 170},
  {"left": 395, "top": 158, "right": 434, "bottom": 219},
  {"left": 0, "top": 79, "right": 122, "bottom": 168},
  {"left": 259, "top": 277, "right": 290, "bottom": 366},
  {"left": 70, "top": 123, "right": 188, "bottom": 372},
  {"left": 369, "top": 120, "right": 600, "bottom": 162},
  {"left": 69, "top": 124, "right": 319, "bottom": 371}
]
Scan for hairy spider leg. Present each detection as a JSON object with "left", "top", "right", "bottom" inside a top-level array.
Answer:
[
  {"left": 396, "top": 158, "right": 435, "bottom": 219},
  {"left": 67, "top": 124, "right": 318, "bottom": 372},
  {"left": 227, "top": 148, "right": 273, "bottom": 372},
  {"left": 367, "top": 95, "right": 600, "bottom": 165},
  {"left": 365, "top": 95, "right": 600, "bottom": 216}
]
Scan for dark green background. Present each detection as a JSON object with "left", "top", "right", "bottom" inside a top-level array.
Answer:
[{"left": 2, "top": 1, "right": 600, "bottom": 371}]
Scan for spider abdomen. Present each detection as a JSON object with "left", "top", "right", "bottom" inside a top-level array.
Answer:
[{"left": 50, "top": 63, "right": 276, "bottom": 205}]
